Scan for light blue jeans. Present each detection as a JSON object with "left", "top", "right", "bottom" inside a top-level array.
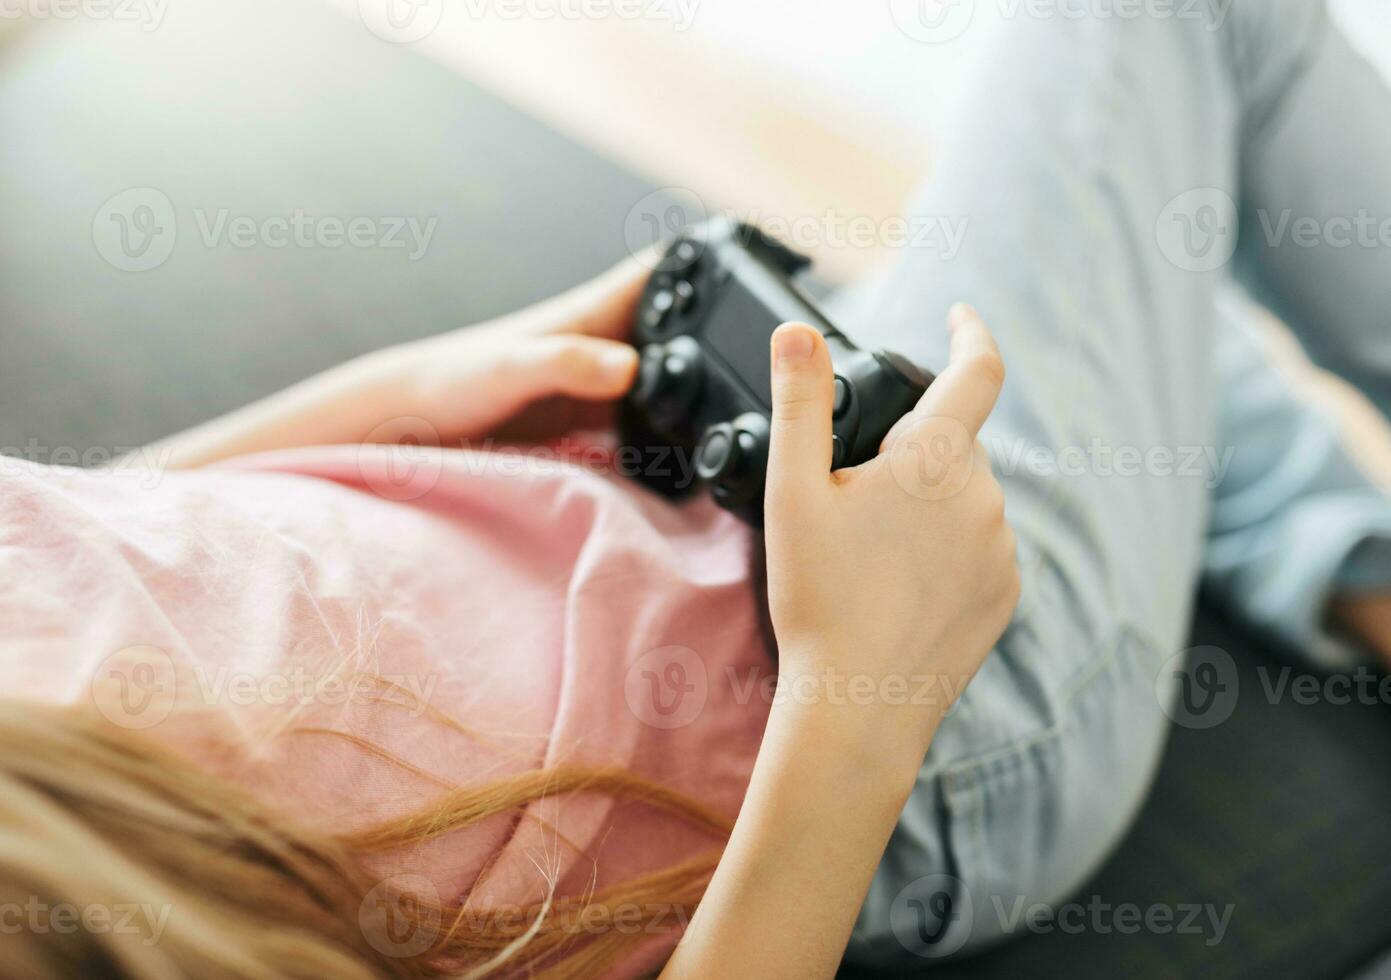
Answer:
[{"left": 832, "top": 0, "right": 1391, "bottom": 963}]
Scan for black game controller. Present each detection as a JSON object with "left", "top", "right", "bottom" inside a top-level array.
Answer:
[{"left": 621, "top": 217, "right": 934, "bottom": 523}]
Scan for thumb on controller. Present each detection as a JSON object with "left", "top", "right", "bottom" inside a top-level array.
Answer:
[
  {"left": 765, "top": 322, "right": 835, "bottom": 507},
  {"left": 506, "top": 334, "right": 640, "bottom": 402}
]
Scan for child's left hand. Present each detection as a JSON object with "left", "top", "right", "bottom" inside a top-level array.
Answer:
[
  {"left": 147, "top": 255, "right": 650, "bottom": 469},
  {"left": 395, "top": 256, "right": 645, "bottom": 444}
]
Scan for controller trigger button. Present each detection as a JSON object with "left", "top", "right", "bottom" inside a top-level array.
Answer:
[{"left": 873, "top": 349, "right": 933, "bottom": 390}]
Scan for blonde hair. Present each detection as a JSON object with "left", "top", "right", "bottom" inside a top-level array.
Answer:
[{"left": 0, "top": 701, "right": 730, "bottom": 979}]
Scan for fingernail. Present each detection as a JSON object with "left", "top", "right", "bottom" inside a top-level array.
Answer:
[
  {"left": 948, "top": 303, "right": 978, "bottom": 330},
  {"left": 602, "top": 346, "right": 638, "bottom": 378},
  {"left": 773, "top": 324, "right": 814, "bottom": 365}
]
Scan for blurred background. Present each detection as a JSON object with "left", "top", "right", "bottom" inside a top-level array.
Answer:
[
  {"left": 1, "top": 1, "right": 1390, "bottom": 977},
  {"left": 3, "top": 0, "right": 1390, "bottom": 469}
]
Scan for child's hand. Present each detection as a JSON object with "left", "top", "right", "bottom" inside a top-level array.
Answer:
[
  {"left": 398, "top": 256, "right": 647, "bottom": 443},
  {"left": 146, "top": 257, "right": 649, "bottom": 468},
  {"left": 763, "top": 305, "right": 1020, "bottom": 757}
]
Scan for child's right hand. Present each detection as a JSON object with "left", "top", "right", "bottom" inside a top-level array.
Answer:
[{"left": 763, "top": 304, "right": 1021, "bottom": 759}]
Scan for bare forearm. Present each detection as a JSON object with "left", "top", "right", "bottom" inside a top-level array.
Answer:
[
  {"left": 662, "top": 687, "right": 936, "bottom": 979},
  {"left": 127, "top": 258, "right": 649, "bottom": 471},
  {"left": 665, "top": 312, "right": 1018, "bottom": 978}
]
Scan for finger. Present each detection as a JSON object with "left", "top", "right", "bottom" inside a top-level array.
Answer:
[
  {"left": 766, "top": 323, "right": 835, "bottom": 495},
  {"left": 508, "top": 335, "right": 639, "bottom": 403},
  {"left": 569, "top": 254, "right": 653, "bottom": 339},
  {"left": 887, "top": 303, "right": 1004, "bottom": 450}
]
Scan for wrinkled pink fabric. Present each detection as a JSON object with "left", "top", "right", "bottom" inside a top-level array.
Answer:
[{"left": 0, "top": 444, "right": 772, "bottom": 975}]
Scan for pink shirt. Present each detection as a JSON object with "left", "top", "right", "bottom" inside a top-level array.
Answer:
[{"left": 0, "top": 443, "right": 772, "bottom": 973}]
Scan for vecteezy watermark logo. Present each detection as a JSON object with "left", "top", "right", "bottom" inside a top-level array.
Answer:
[
  {"left": 359, "top": 874, "right": 442, "bottom": 958},
  {"left": 0, "top": 0, "right": 170, "bottom": 31},
  {"left": 1155, "top": 187, "right": 1238, "bottom": 273},
  {"left": 742, "top": 207, "right": 970, "bottom": 258},
  {"left": 896, "top": 880, "right": 1234, "bottom": 954},
  {"left": 891, "top": 0, "right": 1235, "bottom": 38},
  {"left": 453, "top": 0, "right": 700, "bottom": 30},
  {"left": 90, "top": 645, "right": 178, "bottom": 730},
  {"left": 1255, "top": 209, "right": 1391, "bottom": 251},
  {"left": 624, "top": 645, "right": 708, "bottom": 729},
  {"left": 357, "top": 417, "right": 445, "bottom": 501},
  {"left": 192, "top": 210, "right": 437, "bottom": 260},
  {"left": 0, "top": 899, "right": 173, "bottom": 945},
  {"left": 889, "top": 0, "right": 976, "bottom": 44},
  {"left": 1257, "top": 665, "right": 1391, "bottom": 709},
  {"left": 92, "top": 188, "right": 178, "bottom": 273},
  {"left": 986, "top": 437, "right": 1237, "bottom": 490},
  {"left": 624, "top": 190, "right": 970, "bottom": 270},
  {"left": 188, "top": 666, "right": 438, "bottom": 719},
  {"left": 1157, "top": 645, "right": 1238, "bottom": 730},
  {"left": 722, "top": 666, "right": 970, "bottom": 713},
  {"left": 92, "top": 190, "right": 439, "bottom": 272},
  {"left": 452, "top": 437, "right": 704, "bottom": 493},
  {"left": 892, "top": 874, "right": 972, "bottom": 958},
  {"left": 0, "top": 440, "right": 175, "bottom": 489},
  {"left": 623, "top": 187, "right": 709, "bottom": 271},
  {"left": 358, "top": 0, "right": 444, "bottom": 43},
  {"left": 888, "top": 416, "right": 976, "bottom": 502},
  {"left": 991, "top": 894, "right": 1234, "bottom": 946}
]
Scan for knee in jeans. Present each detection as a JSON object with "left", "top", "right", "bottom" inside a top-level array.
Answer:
[{"left": 848, "top": 654, "right": 1171, "bottom": 966}]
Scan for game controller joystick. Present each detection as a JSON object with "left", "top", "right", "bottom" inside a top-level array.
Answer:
[{"left": 621, "top": 217, "right": 934, "bottom": 523}]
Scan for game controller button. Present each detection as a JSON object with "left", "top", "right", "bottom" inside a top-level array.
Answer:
[
  {"left": 831, "top": 435, "right": 847, "bottom": 469},
  {"left": 663, "top": 335, "right": 704, "bottom": 385},
  {"left": 670, "top": 240, "right": 700, "bottom": 272},
  {"left": 642, "top": 289, "right": 676, "bottom": 332},
  {"left": 673, "top": 279, "right": 696, "bottom": 313},
  {"left": 832, "top": 377, "right": 852, "bottom": 419},
  {"left": 695, "top": 424, "right": 736, "bottom": 482}
]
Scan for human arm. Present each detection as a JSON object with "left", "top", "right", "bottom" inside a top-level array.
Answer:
[
  {"left": 661, "top": 305, "right": 1021, "bottom": 978},
  {"left": 138, "top": 258, "right": 648, "bottom": 469}
]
